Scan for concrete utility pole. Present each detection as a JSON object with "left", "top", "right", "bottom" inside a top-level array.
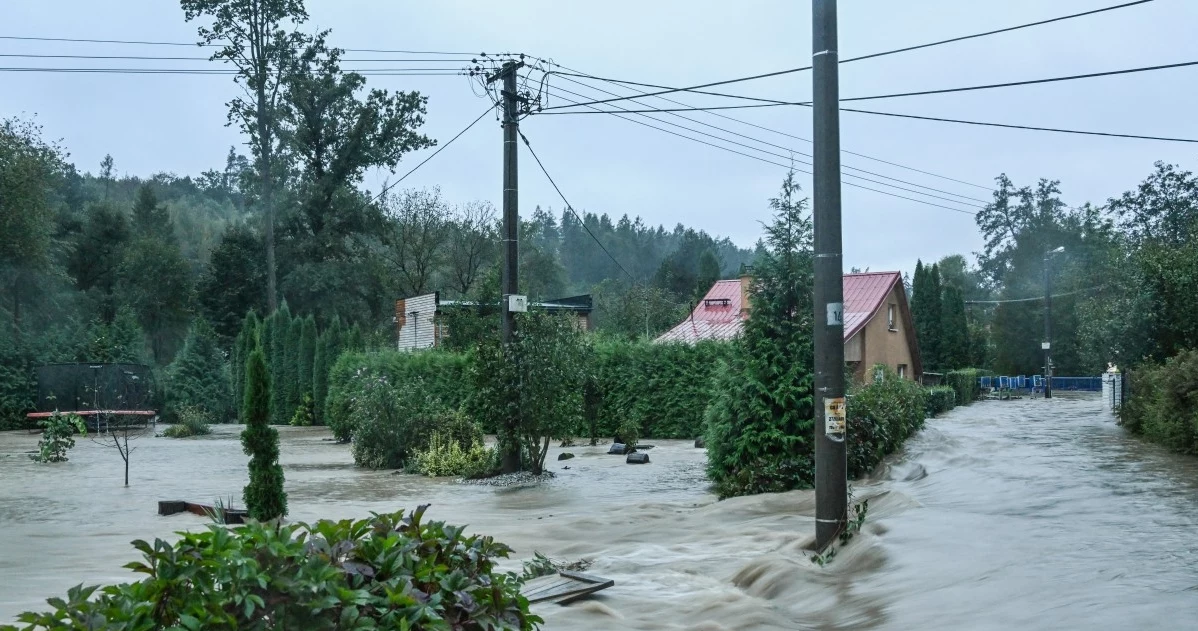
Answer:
[
  {"left": 489, "top": 60, "right": 524, "bottom": 472},
  {"left": 812, "top": 0, "right": 848, "bottom": 551},
  {"left": 1043, "top": 246, "right": 1065, "bottom": 398}
]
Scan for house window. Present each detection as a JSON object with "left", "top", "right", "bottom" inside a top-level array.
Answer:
[
  {"left": 897, "top": 364, "right": 908, "bottom": 379},
  {"left": 874, "top": 366, "right": 885, "bottom": 382},
  {"left": 887, "top": 304, "right": 896, "bottom": 330}
]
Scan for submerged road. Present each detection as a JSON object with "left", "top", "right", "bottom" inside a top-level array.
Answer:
[{"left": 1, "top": 394, "right": 1195, "bottom": 629}]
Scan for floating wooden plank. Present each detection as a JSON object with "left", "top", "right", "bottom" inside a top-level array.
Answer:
[
  {"left": 158, "top": 500, "right": 248, "bottom": 524},
  {"left": 522, "top": 570, "right": 614, "bottom": 605}
]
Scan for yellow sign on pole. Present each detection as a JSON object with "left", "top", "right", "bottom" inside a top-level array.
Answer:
[{"left": 824, "top": 397, "right": 846, "bottom": 435}]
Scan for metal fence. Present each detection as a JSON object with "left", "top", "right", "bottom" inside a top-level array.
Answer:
[
  {"left": 978, "top": 375, "right": 1102, "bottom": 393},
  {"left": 36, "top": 363, "right": 154, "bottom": 413}
]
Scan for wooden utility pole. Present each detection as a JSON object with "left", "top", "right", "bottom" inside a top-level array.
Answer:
[
  {"left": 812, "top": 0, "right": 848, "bottom": 551},
  {"left": 490, "top": 60, "right": 525, "bottom": 472}
]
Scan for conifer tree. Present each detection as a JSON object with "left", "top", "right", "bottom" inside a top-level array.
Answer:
[
  {"left": 284, "top": 316, "right": 303, "bottom": 417},
  {"left": 940, "top": 285, "right": 970, "bottom": 369},
  {"left": 241, "top": 348, "right": 287, "bottom": 521},
  {"left": 231, "top": 311, "right": 260, "bottom": 419},
  {"left": 297, "top": 315, "right": 316, "bottom": 402},
  {"left": 927, "top": 263, "right": 944, "bottom": 369},
  {"left": 312, "top": 328, "right": 328, "bottom": 425},
  {"left": 268, "top": 302, "right": 291, "bottom": 424},
  {"left": 167, "top": 318, "right": 232, "bottom": 422}
]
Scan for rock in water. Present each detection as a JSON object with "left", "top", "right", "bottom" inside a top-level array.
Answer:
[
  {"left": 626, "top": 452, "right": 650, "bottom": 464},
  {"left": 558, "top": 452, "right": 575, "bottom": 461},
  {"left": 694, "top": 438, "right": 706, "bottom": 448},
  {"left": 608, "top": 443, "right": 627, "bottom": 455}
]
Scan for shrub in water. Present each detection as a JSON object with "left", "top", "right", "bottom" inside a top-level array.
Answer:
[
  {"left": 162, "top": 405, "right": 212, "bottom": 438},
  {"left": 289, "top": 392, "right": 315, "bottom": 426},
  {"left": 1119, "top": 350, "right": 1198, "bottom": 454},
  {"left": 241, "top": 348, "right": 287, "bottom": 521},
  {"left": 0, "top": 507, "right": 540, "bottom": 631},
  {"left": 944, "top": 368, "right": 987, "bottom": 405},
  {"left": 351, "top": 377, "right": 482, "bottom": 470},
  {"left": 846, "top": 365, "right": 928, "bottom": 479},
  {"left": 925, "top": 386, "right": 957, "bottom": 417},
  {"left": 413, "top": 432, "right": 497, "bottom": 478},
  {"left": 30, "top": 411, "right": 86, "bottom": 463}
]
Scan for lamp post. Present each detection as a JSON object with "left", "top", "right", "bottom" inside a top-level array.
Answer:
[{"left": 1043, "top": 246, "right": 1065, "bottom": 398}]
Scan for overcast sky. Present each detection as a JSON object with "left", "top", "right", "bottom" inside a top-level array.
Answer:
[{"left": 3, "top": 0, "right": 1196, "bottom": 274}]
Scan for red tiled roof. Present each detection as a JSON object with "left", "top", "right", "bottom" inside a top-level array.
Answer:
[
  {"left": 654, "top": 272, "right": 905, "bottom": 344},
  {"left": 654, "top": 280, "right": 746, "bottom": 343},
  {"left": 842, "top": 271, "right": 903, "bottom": 340}
]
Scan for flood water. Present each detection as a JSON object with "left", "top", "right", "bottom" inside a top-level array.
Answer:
[{"left": 2, "top": 394, "right": 1197, "bottom": 629}]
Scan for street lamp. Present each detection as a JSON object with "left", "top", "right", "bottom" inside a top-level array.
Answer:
[{"left": 1044, "top": 246, "right": 1065, "bottom": 398}]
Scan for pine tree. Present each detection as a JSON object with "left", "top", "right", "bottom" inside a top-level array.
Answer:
[
  {"left": 706, "top": 171, "right": 815, "bottom": 497},
  {"left": 231, "top": 311, "right": 260, "bottom": 420},
  {"left": 927, "top": 263, "right": 944, "bottom": 370},
  {"left": 167, "top": 318, "right": 232, "bottom": 422},
  {"left": 940, "top": 285, "right": 969, "bottom": 369},
  {"left": 284, "top": 316, "right": 303, "bottom": 417},
  {"left": 347, "top": 323, "right": 364, "bottom": 353},
  {"left": 695, "top": 249, "right": 721, "bottom": 300},
  {"left": 297, "top": 316, "right": 316, "bottom": 402},
  {"left": 130, "top": 184, "right": 173, "bottom": 242},
  {"left": 312, "top": 329, "right": 328, "bottom": 425},
  {"left": 267, "top": 302, "right": 291, "bottom": 424},
  {"left": 241, "top": 348, "right": 287, "bottom": 521}
]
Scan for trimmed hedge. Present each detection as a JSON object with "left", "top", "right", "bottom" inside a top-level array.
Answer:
[
  {"left": 1118, "top": 350, "right": 1198, "bottom": 454},
  {"left": 325, "top": 350, "right": 470, "bottom": 442},
  {"left": 846, "top": 367, "right": 928, "bottom": 479},
  {"left": 592, "top": 339, "right": 729, "bottom": 439},
  {"left": 925, "top": 386, "right": 957, "bottom": 417},
  {"left": 1, "top": 508, "right": 538, "bottom": 630},
  {"left": 944, "top": 368, "right": 987, "bottom": 405}
]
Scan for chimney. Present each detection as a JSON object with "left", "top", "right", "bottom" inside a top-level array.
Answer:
[{"left": 739, "top": 264, "right": 754, "bottom": 317}]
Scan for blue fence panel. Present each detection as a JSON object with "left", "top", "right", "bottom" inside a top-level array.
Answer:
[
  {"left": 1033, "top": 375, "right": 1043, "bottom": 388},
  {"left": 980, "top": 376, "right": 992, "bottom": 388},
  {"left": 1016, "top": 375, "right": 1027, "bottom": 389},
  {"left": 1050, "top": 376, "right": 1102, "bottom": 391},
  {"left": 999, "top": 376, "right": 1011, "bottom": 389}
]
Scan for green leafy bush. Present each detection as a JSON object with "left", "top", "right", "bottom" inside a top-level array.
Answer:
[
  {"left": 30, "top": 412, "right": 86, "bottom": 462},
  {"left": 846, "top": 366, "right": 928, "bottom": 479},
  {"left": 413, "top": 432, "right": 497, "bottom": 478},
  {"left": 1, "top": 507, "right": 540, "bottom": 631},
  {"left": 944, "top": 368, "right": 987, "bottom": 405},
  {"left": 351, "top": 377, "right": 481, "bottom": 470},
  {"left": 1119, "top": 351, "right": 1198, "bottom": 453},
  {"left": 289, "top": 392, "right": 315, "bottom": 426},
  {"left": 326, "top": 350, "right": 470, "bottom": 442},
  {"left": 925, "top": 386, "right": 957, "bottom": 417},
  {"left": 162, "top": 405, "right": 212, "bottom": 438}
]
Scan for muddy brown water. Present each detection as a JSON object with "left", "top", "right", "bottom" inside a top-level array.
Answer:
[{"left": 2, "top": 395, "right": 1197, "bottom": 629}]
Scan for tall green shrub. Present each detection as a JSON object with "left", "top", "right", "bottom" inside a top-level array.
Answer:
[
  {"left": 283, "top": 316, "right": 303, "bottom": 419},
  {"left": 350, "top": 378, "right": 480, "bottom": 470},
  {"left": 166, "top": 318, "right": 232, "bottom": 422},
  {"left": 241, "top": 348, "right": 287, "bottom": 521},
  {"left": 231, "top": 311, "right": 259, "bottom": 420},
  {"left": 1118, "top": 351, "right": 1198, "bottom": 453},
  {"left": 312, "top": 329, "right": 328, "bottom": 425},
  {"left": 925, "top": 386, "right": 956, "bottom": 417},
  {"left": 325, "top": 350, "right": 471, "bottom": 442},
  {"left": 944, "top": 368, "right": 985, "bottom": 405},
  {"left": 706, "top": 171, "right": 816, "bottom": 499},
  {"left": 845, "top": 366, "right": 928, "bottom": 479},
  {"left": 297, "top": 316, "right": 316, "bottom": 404},
  {"left": 267, "top": 302, "right": 291, "bottom": 425}
]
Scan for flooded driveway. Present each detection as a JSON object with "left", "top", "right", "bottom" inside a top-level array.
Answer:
[{"left": 2, "top": 394, "right": 1196, "bottom": 629}]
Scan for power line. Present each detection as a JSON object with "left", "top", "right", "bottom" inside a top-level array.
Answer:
[
  {"left": 548, "top": 63, "right": 991, "bottom": 190},
  {"left": 0, "top": 53, "right": 473, "bottom": 63},
  {"left": 537, "top": 0, "right": 1154, "bottom": 111},
  {"left": 518, "top": 129, "right": 637, "bottom": 282},
  {"left": 540, "top": 91, "right": 978, "bottom": 215},
  {"left": 842, "top": 59, "right": 1198, "bottom": 102},
  {"left": 0, "top": 67, "right": 465, "bottom": 76},
  {"left": 548, "top": 75, "right": 987, "bottom": 205},
  {"left": 0, "top": 34, "right": 480, "bottom": 55},
  {"left": 369, "top": 104, "right": 496, "bottom": 204},
  {"left": 966, "top": 286, "right": 1102, "bottom": 305},
  {"left": 839, "top": 107, "right": 1198, "bottom": 144}
]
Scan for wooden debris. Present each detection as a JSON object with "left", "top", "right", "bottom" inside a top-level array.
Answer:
[{"left": 522, "top": 570, "right": 614, "bottom": 605}]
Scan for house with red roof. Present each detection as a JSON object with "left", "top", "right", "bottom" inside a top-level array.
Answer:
[{"left": 655, "top": 271, "right": 921, "bottom": 383}]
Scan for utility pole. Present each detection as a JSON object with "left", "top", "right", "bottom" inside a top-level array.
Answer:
[
  {"left": 1043, "top": 246, "right": 1064, "bottom": 398},
  {"left": 490, "top": 60, "right": 524, "bottom": 472},
  {"left": 812, "top": 0, "right": 848, "bottom": 551}
]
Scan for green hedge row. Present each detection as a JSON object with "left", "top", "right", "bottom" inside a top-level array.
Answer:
[
  {"left": 325, "top": 350, "right": 471, "bottom": 442},
  {"left": 591, "top": 339, "right": 730, "bottom": 439},
  {"left": 1118, "top": 350, "right": 1198, "bottom": 454},
  {"left": 846, "top": 367, "right": 928, "bottom": 479},
  {"left": 944, "top": 368, "right": 988, "bottom": 405},
  {"left": 925, "top": 386, "right": 957, "bottom": 417}
]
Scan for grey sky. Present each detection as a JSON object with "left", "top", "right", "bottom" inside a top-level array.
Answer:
[{"left": 3, "top": 0, "right": 1196, "bottom": 275}]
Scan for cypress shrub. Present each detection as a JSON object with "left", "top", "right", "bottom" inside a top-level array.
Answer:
[
  {"left": 241, "top": 348, "right": 287, "bottom": 521},
  {"left": 267, "top": 303, "right": 291, "bottom": 425},
  {"left": 165, "top": 318, "right": 232, "bottom": 423},
  {"left": 298, "top": 316, "right": 316, "bottom": 403},
  {"left": 284, "top": 316, "right": 303, "bottom": 419},
  {"left": 230, "top": 311, "right": 259, "bottom": 420},
  {"left": 312, "top": 330, "right": 328, "bottom": 425}
]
